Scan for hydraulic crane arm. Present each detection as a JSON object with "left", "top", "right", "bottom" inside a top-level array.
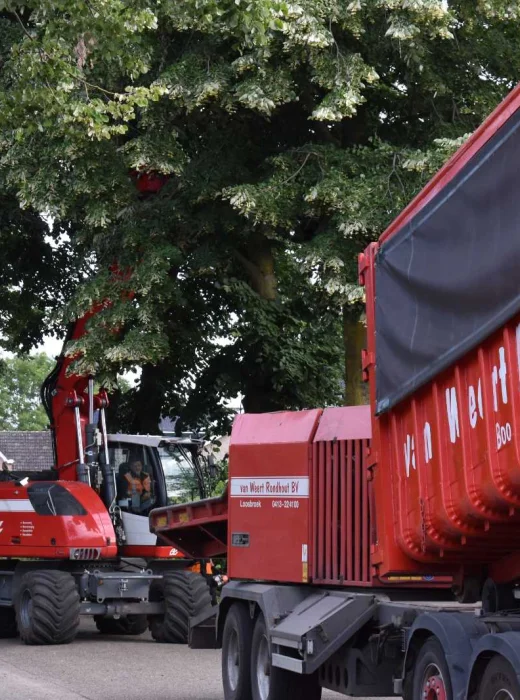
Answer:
[{"left": 40, "top": 170, "right": 168, "bottom": 495}]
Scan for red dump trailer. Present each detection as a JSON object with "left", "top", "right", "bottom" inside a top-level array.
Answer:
[{"left": 151, "top": 84, "right": 520, "bottom": 700}]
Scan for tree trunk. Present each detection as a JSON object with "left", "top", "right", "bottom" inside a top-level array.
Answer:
[
  {"left": 238, "top": 232, "right": 280, "bottom": 413},
  {"left": 343, "top": 307, "right": 366, "bottom": 406},
  {"left": 246, "top": 233, "right": 277, "bottom": 301},
  {"left": 130, "top": 363, "right": 165, "bottom": 434}
]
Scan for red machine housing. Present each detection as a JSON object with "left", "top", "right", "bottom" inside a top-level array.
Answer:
[{"left": 0, "top": 481, "right": 117, "bottom": 560}]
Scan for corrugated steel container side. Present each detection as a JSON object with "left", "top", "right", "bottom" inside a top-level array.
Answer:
[
  {"left": 361, "top": 244, "right": 457, "bottom": 583},
  {"left": 311, "top": 436, "right": 371, "bottom": 586},
  {"left": 360, "top": 83, "right": 520, "bottom": 585}
]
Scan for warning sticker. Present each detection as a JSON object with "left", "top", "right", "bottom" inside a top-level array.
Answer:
[{"left": 20, "top": 521, "right": 34, "bottom": 537}]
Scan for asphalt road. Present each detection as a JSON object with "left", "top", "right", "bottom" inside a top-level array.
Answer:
[{"left": 0, "top": 619, "right": 386, "bottom": 700}]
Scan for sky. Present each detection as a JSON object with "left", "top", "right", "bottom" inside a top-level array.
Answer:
[{"left": 37, "top": 334, "right": 63, "bottom": 358}]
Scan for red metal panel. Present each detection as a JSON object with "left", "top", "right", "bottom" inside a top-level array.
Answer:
[
  {"left": 0, "top": 481, "right": 117, "bottom": 559},
  {"left": 346, "top": 439, "right": 353, "bottom": 582},
  {"left": 227, "top": 409, "right": 322, "bottom": 584},
  {"left": 150, "top": 489, "right": 229, "bottom": 559},
  {"left": 325, "top": 440, "right": 332, "bottom": 580},
  {"left": 312, "top": 441, "right": 319, "bottom": 580},
  {"left": 314, "top": 405, "right": 372, "bottom": 442},
  {"left": 354, "top": 440, "right": 361, "bottom": 582},
  {"left": 311, "top": 407, "right": 372, "bottom": 587},
  {"left": 318, "top": 440, "right": 325, "bottom": 579},
  {"left": 339, "top": 440, "right": 346, "bottom": 581},
  {"left": 362, "top": 439, "right": 369, "bottom": 582},
  {"left": 332, "top": 440, "right": 339, "bottom": 582}
]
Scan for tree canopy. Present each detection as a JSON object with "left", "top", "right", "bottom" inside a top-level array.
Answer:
[{"left": 0, "top": 1, "right": 519, "bottom": 432}]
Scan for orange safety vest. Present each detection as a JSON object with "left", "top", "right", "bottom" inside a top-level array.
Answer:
[
  {"left": 124, "top": 471, "right": 151, "bottom": 497},
  {"left": 189, "top": 561, "right": 213, "bottom": 575}
]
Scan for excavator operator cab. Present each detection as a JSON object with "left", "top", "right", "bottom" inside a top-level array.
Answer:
[{"left": 107, "top": 434, "right": 208, "bottom": 516}]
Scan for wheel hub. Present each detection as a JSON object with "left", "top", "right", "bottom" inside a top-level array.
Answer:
[
  {"left": 493, "top": 692, "right": 515, "bottom": 700},
  {"left": 422, "top": 664, "right": 447, "bottom": 700},
  {"left": 227, "top": 629, "right": 240, "bottom": 691},
  {"left": 256, "top": 635, "right": 271, "bottom": 700}
]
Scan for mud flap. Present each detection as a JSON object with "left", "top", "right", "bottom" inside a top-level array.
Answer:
[{"left": 189, "top": 603, "right": 218, "bottom": 649}]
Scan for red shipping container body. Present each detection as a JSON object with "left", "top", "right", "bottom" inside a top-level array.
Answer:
[
  {"left": 228, "top": 405, "right": 451, "bottom": 588},
  {"left": 361, "top": 83, "right": 520, "bottom": 586}
]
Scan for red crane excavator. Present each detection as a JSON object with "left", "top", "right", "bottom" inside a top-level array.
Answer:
[
  {"left": 0, "top": 179, "right": 216, "bottom": 643},
  {"left": 0, "top": 309, "right": 214, "bottom": 645}
]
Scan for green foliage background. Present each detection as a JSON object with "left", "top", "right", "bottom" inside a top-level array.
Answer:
[
  {"left": 0, "top": 354, "right": 54, "bottom": 430},
  {"left": 0, "top": 1, "right": 518, "bottom": 431}
]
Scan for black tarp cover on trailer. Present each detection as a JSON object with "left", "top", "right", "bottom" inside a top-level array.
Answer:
[{"left": 375, "top": 105, "right": 520, "bottom": 414}]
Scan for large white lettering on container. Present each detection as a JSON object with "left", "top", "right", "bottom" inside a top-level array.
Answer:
[
  {"left": 446, "top": 387, "right": 460, "bottom": 443},
  {"left": 492, "top": 347, "right": 508, "bottom": 411},
  {"left": 468, "top": 379, "right": 483, "bottom": 429},
  {"left": 230, "top": 478, "right": 309, "bottom": 498},
  {"left": 404, "top": 434, "right": 416, "bottom": 478},
  {"left": 496, "top": 422, "right": 512, "bottom": 450},
  {"left": 424, "top": 422, "right": 433, "bottom": 463}
]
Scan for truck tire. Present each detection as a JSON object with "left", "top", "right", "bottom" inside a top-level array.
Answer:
[
  {"left": 94, "top": 614, "right": 148, "bottom": 636},
  {"left": 148, "top": 570, "right": 212, "bottom": 643},
  {"left": 250, "top": 614, "right": 321, "bottom": 700},
  {"left": 16, "top": 570, "right": 80, "bottom": 645},
  {"left": 222, "top": 603, "right": 253, "bottom": 700},
  {"left": 478, "top": 656, "right": 520, "bottom": 700},
  {"left": 409, "top": 637, "right": 452, "bottom": 700},
  {"left": 0, "top": 607, "right": 17, "bottom": 638}
]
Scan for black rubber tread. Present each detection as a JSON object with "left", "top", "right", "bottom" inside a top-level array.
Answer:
[
  {"left": 222, "top": 603, "right": 254, "bottom": 700},
  {"left": 94, "top": 614, "right": 148, "bottom": 636},
  {"left": 250, "top": 615, "right": 322, "bottom": 700},
  {"left": 409, "top": 637, "right": 453, "bottom": 700},
  {"left": 16, "top": 570, "right": 80, "bottom": 645},
  {"left": 0, "top": 607, "right": 17, "bottom": 638},
  {"left": 148, "top": 570, "right": 212, "bottom": 644},
  {"left": 478, "top": 656, "right": 520, "bottom": 700}
]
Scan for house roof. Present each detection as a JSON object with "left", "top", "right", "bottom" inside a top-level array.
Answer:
[{"left": 0, "top": 431, "right": 54, "bottom": 471}]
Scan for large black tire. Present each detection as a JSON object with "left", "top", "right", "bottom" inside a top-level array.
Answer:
[
  {"left": 16, "top": 570, "right": 80, "bottom": 645},
  {"left": 0, "top": 607, "right": 17, "bottom": 638},
  {"left": 250, "top": 614, "right": 321, "bottom": 700},
  {"left": 478, "top": 656, "right": 520, "bottom": 700},
  {"left": 148, "top": 570, "right": 212, "bottom": 643},
  {"left": 407, "top": 638, "right": 453, "bottom": 700},
  {"left": 453, "top": 576, "right": 481, "bottom": 604},
  {"left": 95, "top": 614, "right": 148, "bottom": 636},
  {"left": 222, "top": 603, "right": 254, "bottom": 700},
  {"left": 482, "top": 578, "right": 518, "bottom": 613}
]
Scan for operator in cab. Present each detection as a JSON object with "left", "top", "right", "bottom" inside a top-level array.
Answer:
[{"left": 123, "top": 459, "right": 152, "bottom": 512}]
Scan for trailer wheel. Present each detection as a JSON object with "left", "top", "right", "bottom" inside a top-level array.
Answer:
[
  {"left": 482, "top": 578, "right": 518, "bottom": 614},
  {"left": 148, "top": 570, "right": 212, "bottom": 643},
  {"left": 0, "top": 607, "right": 17, "bottom": 638},
  {"left": 478, "top": 656, "right": 520, "bottom": 700},
  {"left": 94, "top": 614, "right": 148, "bottom": 636},
  {"left": 222, "top": 603, "right": 254, "bottom": 700},
  {"left": 250, "top": 614, "right": 321, "bottom": 700},
  {"left": 409, "top": 638, "right": 452, "bottom": 700},
  {"left": 16, "top": 570, "right": 80, "bottom": 645}
]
